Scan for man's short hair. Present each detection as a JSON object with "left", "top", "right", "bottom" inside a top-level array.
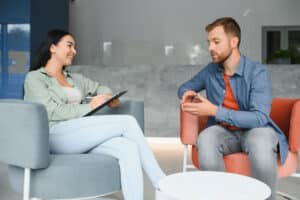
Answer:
[{"left": 206, "top": 17, "right": 241, "bottom": 47}]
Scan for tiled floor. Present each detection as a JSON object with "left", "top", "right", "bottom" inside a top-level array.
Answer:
[{"left": 1, "top": 138, "right": 300, "bottom": 200}]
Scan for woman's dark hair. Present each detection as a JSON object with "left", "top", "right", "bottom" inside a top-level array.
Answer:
[{"left": 30, "top": 29, "right": 72, "bottom": 71}]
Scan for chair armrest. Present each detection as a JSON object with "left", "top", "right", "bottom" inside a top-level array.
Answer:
[
  {"left": 180, "top": 105, "right": 200, "bottom": 145},
  {"left": 94, "top": 100, "right": 144, "bottom": 132},
  {"left": 289, "top": 100, "right": 300, "bottom": 152},
  {"left": 0, "top": 100, "right": 50, "bottom": 169}
]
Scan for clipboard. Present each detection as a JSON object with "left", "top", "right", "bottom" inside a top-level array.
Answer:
[{"left": 83, "top": 90, "right": 127, "bottom": 117}]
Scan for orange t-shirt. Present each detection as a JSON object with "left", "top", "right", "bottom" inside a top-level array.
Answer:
[{"left": 219, "top": 73, "right": 241, "bottom": 130}]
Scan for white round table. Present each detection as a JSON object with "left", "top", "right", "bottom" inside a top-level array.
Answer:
[{"left": 156, "top": 171, "right": 271, "bottom": 200}]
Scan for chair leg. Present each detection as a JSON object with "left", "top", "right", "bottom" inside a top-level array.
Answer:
[
  {"left": 182, "top": 144, "right": 196, "bottom": 172},
  {"left": 183, "top": 144, "right": 188, "bottom": 172},
  {"left": 23, "top": 168, "right": 31, "bottom": 200}
]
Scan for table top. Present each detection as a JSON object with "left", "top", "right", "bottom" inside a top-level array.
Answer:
[{"left": 157, "top": 171, "right": 271, "bottom": 200}]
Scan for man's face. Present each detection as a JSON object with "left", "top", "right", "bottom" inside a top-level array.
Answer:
[{"left": 207, "top": 26, "right": 235, "bottom": 64}]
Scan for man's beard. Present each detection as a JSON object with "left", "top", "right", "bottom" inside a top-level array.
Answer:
[{"left": 211, "top": 49, "right": 232, "bottom": 65}]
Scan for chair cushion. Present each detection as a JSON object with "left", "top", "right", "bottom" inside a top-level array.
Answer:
[
  {"left": 8, "top": 154, "right": 120, "bottom": 199},
  {"left": 223, "top": 152, "right": 299, "bottom": 178},
  {"left": 192, "top": 146, "right": 298, "bottom": 178},
  {"left": 94, "top": 100, "right": 144, "bottom": 132},
  {"left": 192, "top": 147, "right": 251, "bottom": 175},
  {"left": 277, "top": 151, "right": 299, "bottom": 178}
]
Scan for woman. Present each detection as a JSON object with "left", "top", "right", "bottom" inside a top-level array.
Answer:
[{"left": 24, "top": 29, "right": 165, "bottom": 200}]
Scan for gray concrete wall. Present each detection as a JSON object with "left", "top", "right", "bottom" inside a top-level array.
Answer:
[
  {"left": 69, "top": 0, "right": 300, "bottom": 65},
  {"left": 69, "top": 64, "right": 300, "bottom": 137},
  {"left": 68, "top": 0, "right": 300, "bottom": 137}
]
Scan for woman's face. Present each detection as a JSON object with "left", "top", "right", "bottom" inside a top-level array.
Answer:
[{"left": 50, "top": 35, "right": 77, "bottom": 66}]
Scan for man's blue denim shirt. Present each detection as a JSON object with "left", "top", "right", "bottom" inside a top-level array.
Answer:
[{"left": 178, "top": 55, "right": 288, "bottom": 164}]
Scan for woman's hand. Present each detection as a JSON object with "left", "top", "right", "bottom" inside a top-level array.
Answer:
[
  {"left": 108, "top": 98, "right": 120, "bottom": 108},
  {"left": 89, "top": 94, "right": 112, "bottom": 109}
]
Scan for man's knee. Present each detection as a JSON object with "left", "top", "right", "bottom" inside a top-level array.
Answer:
[
  {"left": 243, "top": 127, "right": 278, "bottom": 155},
  {"left": 196, "top": 126, "right": 225, "bottom": 152},
  {"left": 197, "top": 129, "right": 216, "bottom": 150}
]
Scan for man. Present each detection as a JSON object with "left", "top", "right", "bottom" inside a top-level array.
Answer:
[{"left": 177, "top": 17, "right": 288, "bottom": 200}]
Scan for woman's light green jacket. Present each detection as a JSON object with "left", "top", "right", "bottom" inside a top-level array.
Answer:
[{"left": 24, "top": 67, "right": 112, "bottom": 126}]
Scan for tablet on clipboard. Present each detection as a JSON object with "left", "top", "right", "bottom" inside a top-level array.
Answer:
[{"left": 83, "top": 90, "right": 127, "bottom": 117}]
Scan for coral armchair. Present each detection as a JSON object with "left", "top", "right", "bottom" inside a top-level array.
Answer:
[{"left": 180, "top": 98, "right": 300, "bottom": 199}]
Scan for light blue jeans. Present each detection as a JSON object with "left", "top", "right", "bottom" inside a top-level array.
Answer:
[
  {"left": 197, "top": 125, "right": 278, "bottom": 200},
  {"left": 49, "top": 115, "right": 165, "bottom": 200}
]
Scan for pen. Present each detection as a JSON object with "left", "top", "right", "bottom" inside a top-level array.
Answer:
[{"left": 191, "top": 95, "right": 199, "bottom": 100}]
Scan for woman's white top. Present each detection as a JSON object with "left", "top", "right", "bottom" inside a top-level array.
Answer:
[{"left": 62, "top": 87, "right": 82, "bottom": 104}]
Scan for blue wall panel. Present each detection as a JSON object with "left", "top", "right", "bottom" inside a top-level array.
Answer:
[{"left": 0, "top": 0, "right": 30, "bottom": 23}]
